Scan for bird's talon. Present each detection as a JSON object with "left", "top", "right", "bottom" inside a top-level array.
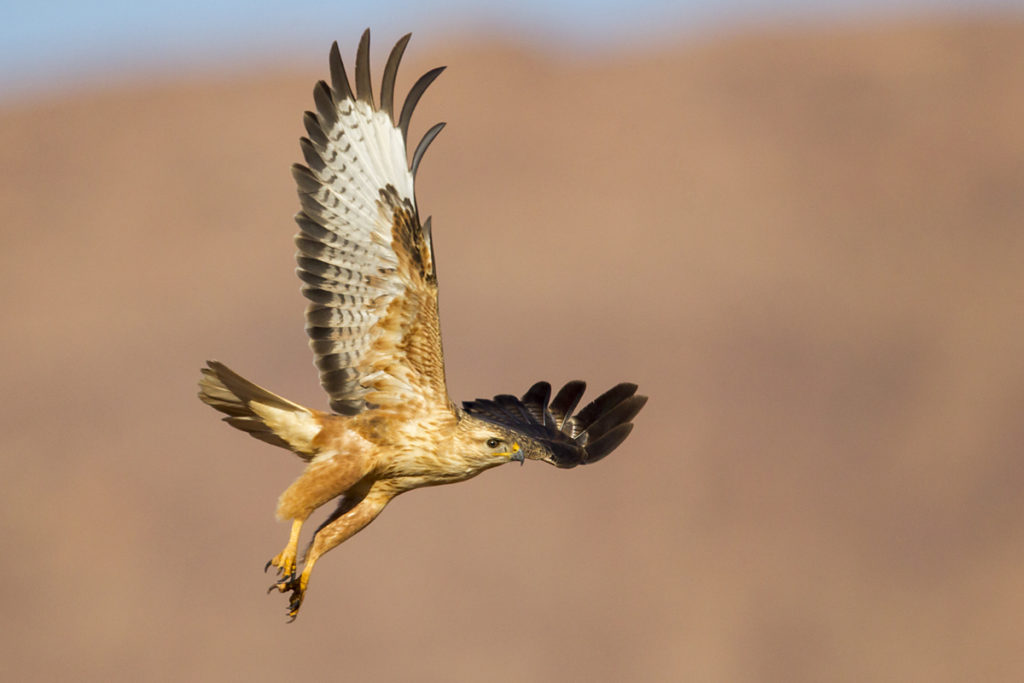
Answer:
[
  {"left": 265, "top": 549, "right": 297, "bottom": 579},
  {"left": 269, "top": 574, "right": 307, "bottom": 620}
]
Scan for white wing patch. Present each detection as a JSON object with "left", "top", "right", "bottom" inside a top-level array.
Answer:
[
  {"left": 317, "top": 99, "right": 414, "bottom": 225},
  {"left": 293, "top": 32, "right": 447, "bottom": 416}
]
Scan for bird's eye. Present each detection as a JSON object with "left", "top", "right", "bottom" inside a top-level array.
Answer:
[{"left": 486, "top": 438, "right": 500, "bottom": 449}]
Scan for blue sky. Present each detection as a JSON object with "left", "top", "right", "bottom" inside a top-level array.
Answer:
[{"left": 1, "top": 0, "right": 1018, "bottom": 102}]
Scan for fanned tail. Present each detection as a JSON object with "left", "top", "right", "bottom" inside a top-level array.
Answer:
[{"left": 198, "top": 361, "right": 323, "bottom": 459}]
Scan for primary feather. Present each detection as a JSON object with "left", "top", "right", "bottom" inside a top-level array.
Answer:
[
  {"left": 294, "top": 30, "right": 446, "bottom": 415},
  {"left": 463, "top": 382, "right": 648, "bottom": 468}
]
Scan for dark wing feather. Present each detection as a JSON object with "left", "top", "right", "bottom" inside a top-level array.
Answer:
[
  {"left": 293, "top": 31, "right": 448, "bottom": 415},
  {"left": 328, "top": 42, "right": 353, "bottom": 101},
  {"left": 463, "top": 382, "right": 647, "bottom": 468},
  {"left": 549, "top": 380, "right": 586, "bottom": 430},
  {"left": 520, "top": 381, "right": 553, "bottom": 426},
  {"left": 354, "top": 29, "right": 373, "bottom": 105},
  {"left": 411, "top": 121, "right": 446, "bottom": 178},
  {"left": 380, "top": 33, "right": 411, "bottom": 122},
  {"left": 399, "top": 67, "right": 445, "bottom": 139}
]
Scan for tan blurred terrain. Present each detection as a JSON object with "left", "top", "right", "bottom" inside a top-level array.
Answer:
[{"left": 2, "top": 16, "right": 1023, "bottom": 682}]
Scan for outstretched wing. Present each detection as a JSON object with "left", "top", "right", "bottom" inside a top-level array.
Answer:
[
  {"left": 294, "top": 30, "right": 449, "bottom": 416},
  {"left": 463, "top": 382, "right": 648, "bottom": 468}
]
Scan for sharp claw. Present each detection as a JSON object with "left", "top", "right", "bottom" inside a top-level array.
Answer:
[
  {"left": 265, "top": 557, "right": 297, "bottom": 579},
  {"left": 268, "top": 573, "right": 307, "bottom": 620}
]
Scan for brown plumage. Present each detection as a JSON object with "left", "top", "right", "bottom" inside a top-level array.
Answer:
[{"left": 197, "top": 29, "right": 647, "bottom": 621}]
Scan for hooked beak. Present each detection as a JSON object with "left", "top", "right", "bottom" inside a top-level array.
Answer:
[{"left": 509, "top": 442, "right": 524, "bottom": 466}]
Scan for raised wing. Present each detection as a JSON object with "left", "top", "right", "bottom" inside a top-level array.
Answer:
[
  {"left": 294, "top": 30, "right": 448, "bottom": 415},
  {"left": 463, "top": 381, "right": 648, "bottom": 468}
]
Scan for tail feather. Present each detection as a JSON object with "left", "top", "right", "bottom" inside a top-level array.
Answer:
[{"left": 198, "top": 361, "right": 321, "bottom": 458}]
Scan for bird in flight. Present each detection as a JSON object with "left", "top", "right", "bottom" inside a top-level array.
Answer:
[{"left": 198, "top": 30, "right": 647, "bottom": 621}]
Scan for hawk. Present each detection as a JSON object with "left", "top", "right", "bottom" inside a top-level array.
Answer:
[{"left": 198, "top": 30, "right": 647, "bottom": 620}]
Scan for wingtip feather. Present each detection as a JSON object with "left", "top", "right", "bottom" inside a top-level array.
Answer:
[
  {"left": 355, "top": 28, "right": 374, "bottom": 106},
  {"left": 463, "top": 380, "right": 646, "bottom": 467},
  {"left": 399, "top": 66, "right": 445, "bottom": 140},
  {"left": 381, "top": 33, "right": 412, "bottom": 123},
  {"left": 329, "top": 41, "right": 353, "bottom": 101},
  {"left": 411, "top": 121, "right": 445, "bottom": 177}
]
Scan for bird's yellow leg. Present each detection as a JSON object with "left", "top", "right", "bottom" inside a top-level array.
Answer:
[
  {"left": 265, "top": 518, "right": 303, "bottom": 578},
  {"left": 271, "top": 483, "right": 395, "bottom": 621}
]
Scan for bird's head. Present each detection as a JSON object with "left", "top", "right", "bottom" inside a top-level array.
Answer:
[{"left": 454, "top": 415, "right": 525, "bottom": 467}]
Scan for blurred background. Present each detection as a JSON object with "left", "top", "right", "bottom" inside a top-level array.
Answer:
[{"left": 2, "top": 1, "right": 1023, "bottom": 680}]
